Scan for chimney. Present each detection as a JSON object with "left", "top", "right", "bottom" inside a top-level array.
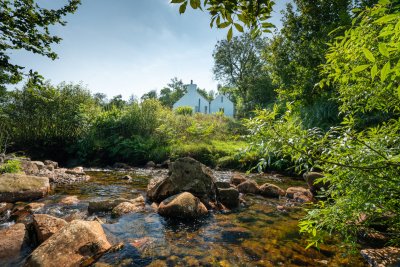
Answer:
[{"left": 191, "top": 80, "right": 193, "bottom": 84}]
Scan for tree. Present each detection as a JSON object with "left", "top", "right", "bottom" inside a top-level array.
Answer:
[
  {"left": 141, "top": 90, "right": 158, "bottom": 101},
  {"left": 213, "top": 33, "right": 275, "bottom": 115},
  {"left": 158, "top": 77, "right": 187, "bottom": 108},
  {"left": 0, "top": 0, "right": 81, "bottom": 86}
]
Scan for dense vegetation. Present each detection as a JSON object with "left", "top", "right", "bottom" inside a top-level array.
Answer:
[
  {"left": 0, "top": 80, "right": 248, "bottom": 168},
  {"left": 1, "top": 0, "right": 399, "bottom": 252}
]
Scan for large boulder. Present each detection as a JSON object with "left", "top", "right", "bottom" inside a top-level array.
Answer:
[
  {"left": 0, "top": 223, "right": 28, "bottom": 260},
  {"left": 0, "top": 174, "right": 50, "bottom": 202},
  {"left": 33, "top": 214, "right": 68, "bottom": 244},
  {"left": 218, "top": 187, "right": 240, "bottom": 209},
  {"left": 147, "top": 157, "right": 217, "bottom": 203},
  {"left": 259, "top": 183, "right": 285, "bottom": 198},
  {"left": 303, "top": 172, "right": 327, "bottom": 195},
  {"left": 24, "top": 220, "right": 111, "bottom": 267},
  {"left": 158, "top": 192, "right": 208, "bottom": 219},
  {"left": 237, "top": 179, "right": 259, "bottom": 194},
  {"left": 361, "top": 247, "right": 400, "bottom": 267}
]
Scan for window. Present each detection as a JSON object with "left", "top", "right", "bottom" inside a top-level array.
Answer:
[
  {"left": 221, "top": 96, "right": 223, "bottom": 103},
  {"left": 205, "top": 106, "right": 208, "bottom": 114},
  {"left": 219, "top": 107, "right": 224, "bottom": 113}
]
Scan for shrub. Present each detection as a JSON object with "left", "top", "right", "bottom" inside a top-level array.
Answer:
[
  {"left": 175, "top": 106, "right": 193, "bottom": 116},
  {"left": 0, "top": 159, "right": 22, "bottom": 174}
]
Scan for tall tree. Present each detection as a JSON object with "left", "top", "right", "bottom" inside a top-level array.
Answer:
[
  {"left": 0, "top": 0, "right": 80, "bottom": 86},
  {"left": 158, "top": 77, "right": 187, "bottom": 108},
  {"left": 213, "top": 33, "right": 275, "bottom": 115}
]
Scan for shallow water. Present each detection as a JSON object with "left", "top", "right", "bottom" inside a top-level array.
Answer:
[{"left": 2, "top": 170, "right": 368, "bottom": 266}]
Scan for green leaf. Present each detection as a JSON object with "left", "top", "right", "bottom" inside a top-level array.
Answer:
[
  {"left": 378, "top": 43, "right": 389, "bottom": 57},
  {"left": 234, "top": 23, "right": 243, "bottom": 32},
  {"left": 352, "top": 65, "right": 370, "bottom": 73},
  {"left": 227, "top": 27, "right": 233, "bottom": 41},
  {"left": 170, "top": 0, "right": 185, "bottom": 3},
  {"left": 190, "top": 0, "right": 199, "bottom": 9},
  {"left": 179, "top": 2, "right": 187, "bottom": 14},
  {"left": 380, "top": 61, "right": 390, "bottom": 82},
  {"left": 218, "top": 22, "right": 230, "bottom": 29},
  {"left": 371, "top": 64, "right": 378, "bottom": 80},
  {"left": 397, "top": 85, "right": 400, "bottom": 99},
  {"left": 374, "top": 14, "right": 398, "bottom": 24},
  {"left": 363, "top": 48, "right": 375, "bottom": 63}
]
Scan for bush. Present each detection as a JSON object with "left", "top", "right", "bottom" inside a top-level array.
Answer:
[
  {"left": 0, "top": 159, "right": 22, "bottom": 174},
  {"left": 175, "top": 106, "right": 193, "bottom": 116}
]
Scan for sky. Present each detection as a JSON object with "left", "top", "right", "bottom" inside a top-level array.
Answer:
[{"left": 8, "top": 0, "right": 289, "bottom": 99}]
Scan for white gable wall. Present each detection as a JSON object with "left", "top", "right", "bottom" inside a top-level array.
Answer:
[
  {"left": 173, "top": 84, "right": 210, "bottom": 114},
  {"left": 210, "top": 95, "right": 234, "bottom": 117}
]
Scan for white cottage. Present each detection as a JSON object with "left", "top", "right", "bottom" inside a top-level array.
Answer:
[
  {"left": 210, "top": 94, "right": 234, "bottom": 117},
  {"left": 173, "top": 81, "right": 235, "bottom": 117},
  {"left": 173, "top": 81, "right": 210, "bottom": 114}
]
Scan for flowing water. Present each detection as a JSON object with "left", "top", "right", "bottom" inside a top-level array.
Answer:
[{"left": 1, "top": 170, "right": 368, "bottom": 266}]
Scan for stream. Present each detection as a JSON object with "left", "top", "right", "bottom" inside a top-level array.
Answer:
[{"left": 1, "top": 169, "right": 367, "bottom": 266}]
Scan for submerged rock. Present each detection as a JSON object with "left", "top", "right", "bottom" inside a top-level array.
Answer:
[
  {"left": 361, "top": 247, "right": 400, "bottom": 267},
  {"left": 24, "top": 220, "right": 111, "bottom": 267},
  {"left": 33, "top": 214, "right": 68, "bottom": 244},
  {"left": 60, "top": 195, "right": 80, "bottom": 205},
  {"left": 237, "top": 179, "right": 259, "bottom": 194},
  {"left": 259, "top": 183, "right": 285, "bottom": 198},
  {"left": 218, "top": 187, "right": 240, "bottom": 209},
  {"left": 158, "top": 192, "right": 208, "bottom": 219},
  {"left": 89, "top": 196, "right": 144, "bottom": 214},
  {"left": 0, "top": 223, "right": 28, "bottom": 260},
  {"left": 0, "top": 174, "right": 50, "bottom": 202},
  {"left": 120, "top": 175, "right": 132, "bottom": 181},
  {"left": 25, "top": 202, "right": 45, "bottom": 212},
  {"left": 147, "top": 157, "right": 217, "bottom": 203}
]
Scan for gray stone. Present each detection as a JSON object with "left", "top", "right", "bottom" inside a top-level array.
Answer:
[
  {"left": 147, "top": 157, "right": 216, "bottom": 203},
  {"left": 218, "top": 187, "right": 240, "bottom": 209}
]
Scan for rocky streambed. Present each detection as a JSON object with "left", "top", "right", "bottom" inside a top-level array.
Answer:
[{"left": 0, "top": 157, "right": 376, "bottom": 266}]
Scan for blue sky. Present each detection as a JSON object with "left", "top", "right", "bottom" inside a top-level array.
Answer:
[{"left": 8, "top": 0, "right": 289, "bottom": 99}]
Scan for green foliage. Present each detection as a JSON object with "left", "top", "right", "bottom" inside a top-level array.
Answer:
[
  {"left": 158, "top": 77, "right": 187, "bottom": 108},
  {"left": 0, "top": 159, "right": 22, "bottom": 174},
  {"left": 175, "top": 106, "right": 193, "bottom": 116},
  {"left": 171, "top": 0, "right": 275, "bottom": 40},
  {"left": 0, "top": 0, "right": 80, "bottom": 86},
  {"left": 298, "top": 1, "right": 400, "bottom": 248},
  {"left": 213, "top": 33, "right": 276, "bottom": 116},
  {"left": 1, "top": 80, "right": 97, "bottom": 161}
]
